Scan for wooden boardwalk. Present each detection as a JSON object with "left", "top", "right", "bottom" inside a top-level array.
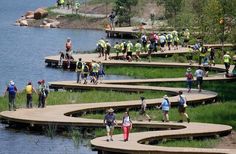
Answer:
[
  {"left": 44, "top": 47, "right": 189, "bottom": 68},
  {"left": 1, "top": 47, "right": 236, "bottom": 154}
]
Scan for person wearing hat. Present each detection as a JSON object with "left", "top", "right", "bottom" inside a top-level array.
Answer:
[
  {"left": 4, "top": 80, "right": 18, "bottom": 111},
  {"left": 157, "top": 95, "right": 171, "bottom": 122},
  {"left": 25, "top": 81, "right": 37, "bottom": 108},
  {"left": 177, "top": 91, "right": 190, "bottom": 123},
  {"left": 139, "top": 96, "right": 151, "bottom": 121},
  {"left": 223, "top": 51, "right": 231, "bottom": 75},
  {"left": 185, "top": 67, "right": 193, "bottom": 93},
  {"left": 103, "top": 108, "right": 117, "bottom": 142}
]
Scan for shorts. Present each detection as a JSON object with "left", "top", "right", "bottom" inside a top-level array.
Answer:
[
  {"left": 178, "top": 106, "right": 186, "bottom": 113},
  {"left": 184, "top": 39, "right": 189, "bottom": 43},
  {"left": 196, "top": 77, "right": 203, "bottom": 85},
  {"left": 174, "top": 41, "right": 178, "bottom": 46},
  {"left": 160, "top": 42, "right": 165, "bottom": 47},
  {"left": 167, "top": 42, "right": 172, "bottom": 46},
  {"left": 106, "top": 125, "right": 114, "bottom": 132}
]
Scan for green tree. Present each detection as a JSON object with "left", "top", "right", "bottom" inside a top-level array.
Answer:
[
  {"left": 156, "top": 0, "right": 183, "bottom": 26},
  {"left": 114, "top": 0, "right": 138, "bottom": 26}
]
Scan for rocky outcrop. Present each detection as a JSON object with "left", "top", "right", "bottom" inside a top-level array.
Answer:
[
  {"left": 40, "top": 18, "right": 60, "bottom": 28},
  {"left": 15, "top": 8, "right": 60, "bottom": 28},
  {"left": 34, "top": 8, "right": 48, "bottom": 20}
]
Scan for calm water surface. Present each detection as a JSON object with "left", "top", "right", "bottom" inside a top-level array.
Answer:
[{"left": 0, "top": 0, "right": 128, "bottom": 153}]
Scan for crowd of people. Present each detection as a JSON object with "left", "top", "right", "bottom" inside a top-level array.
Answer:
[
  {"left": 96, "top": 29, "right": 188, "bottom": 62},
  {"left": 3, "top": 80, "right": 49, "bottom": 111},
  {"left": 75, "top": 58, "right": 105, "bottom": 84}
]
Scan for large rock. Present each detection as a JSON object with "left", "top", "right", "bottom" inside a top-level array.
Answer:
[
  {"left": 50, "top": 21, "right": 60, "bottom": 28},
  {"left": 25, "top": 11, "right": 34, "bottom": 17},
  {"left": 25, "top": 14, "right": 34, "bottom": 19},
  {"left": 34, "top": 8, "right": 48, "bottom": 20},
  {"left": 19, "top": 20, "right": 28, "bottom": 26}
]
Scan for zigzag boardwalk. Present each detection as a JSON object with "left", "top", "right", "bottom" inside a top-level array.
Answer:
[{"left": 1, "top": 48, "right": 236, "bottom": 154}]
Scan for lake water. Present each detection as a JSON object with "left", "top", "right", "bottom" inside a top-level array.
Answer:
[
  {"left": 0, "top": 0, "right": 127, "bottom": 153},
  {"left": 0, "top": 0, "right": 130, "bottom": 93}
]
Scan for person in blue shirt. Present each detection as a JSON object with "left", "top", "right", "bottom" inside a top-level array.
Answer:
[
  {"left": 4, "top": 80, "right": 18, "bottom": 111},
  {"left": 157, "top": 95, "right": 171, "bottom": 122}
]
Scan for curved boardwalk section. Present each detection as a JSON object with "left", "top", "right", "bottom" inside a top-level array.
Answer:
[{"left": 1, "top": 49, "right": 235, "bottom": 154}]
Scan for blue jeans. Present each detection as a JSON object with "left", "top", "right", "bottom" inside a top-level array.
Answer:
[
  {"left": 77, "top": 71, "right": 81, "bottom": 83},
  {"left": 186, "top": 80, "right": 192, "bottom": 90}
]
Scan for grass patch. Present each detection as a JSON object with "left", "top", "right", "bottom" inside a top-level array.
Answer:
[
  {"left": 0, "top": 90, "right": 164, "bottom": 112},
  {"left": 83, "top": 102, "right": 236, "bottom": 130},
  {"left": 105, "top": 66, "right": 216, "bottom": 79},
  {"left": 159, "top": 138, "right": 219, "bottom": 148},
  {"left": 148, "top": 80, "right": 236, "bottom": 101}
]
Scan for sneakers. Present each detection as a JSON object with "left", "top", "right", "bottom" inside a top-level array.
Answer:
[
  {"left": 106, "top": 139, "right": 109, "bottom": 142},
  {"left": 110, "top": 138, "right": 113, "bottom": 141}
]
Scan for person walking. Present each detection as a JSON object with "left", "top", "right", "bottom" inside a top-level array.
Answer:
[
  {"left": 223, "top": 51, "right": 231, "bottom": 75},
  {"left": 139, "top": 96, "right": 151, "bottom": 121},
  {"left": 185, "top": 68, "right": 194, "bottom": 93},
  {"left": 177, "top": 91, "right": 190, "bottom": 123},
  {"left": 25, "top": 82, "right": 37, "bottom": 108},
  {"left": 195, "top": 66, "right": 204, "bottom": 92},
  {"left": 38, "top": 80, "right": 48, "bottom": 108},
  {"left": 122, "top": 111, "right": 132, "bottom": 142},
  {"left": 104, "top": 108, "right": 117, "bottom": 142},
  {"left": 76, "top": 58, "right": 83, "bottom": 83},
  {"left": 157, "top": 95, "right": 171, "bottom": 122},
  {"left": 4, "top": 80, "right": 17, "bottom": 111}
]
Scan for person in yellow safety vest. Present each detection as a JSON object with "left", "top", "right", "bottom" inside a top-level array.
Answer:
[
  {"left": 82, "top": 63, "right": 89, "bottom": 84},
  {"left": 105, "top": 40, "right": 111, "bottom": 60},
  {"left": 74, "top": 0, "right": 80, "bottom": 14},
  {"left": 183, "top": 28, "right": 190, "bottom": 47},
  {"left": 187, "top": 46, "right": 194, "bottom": 65},
  {"left": 166, "top": 33, "right": 173, "bottom": 50},
  {"left": 198, "top": 46, "right": 207, "bottom": 65},
  {"left": 126, "top": 41, "right": 133, "bottom": 62},
  {"left": 97, "top": 38, "right": 106, "bottom": 57},
  {"left": 91, "top": 61, "right": 100, "bottom": 84},
  {"left": 59, "top": 0, "right": 65, "bottom": 8},
  {"left": 120, "top": 41, "right": 127, "bottom": 60},
  {"left": 134, "top": 40, "right": 142, "bottom": 61},
  {"left": 172, "top": 30, "right": 179, "bottom": 50},
  {"left": 25, "top": 82, "right": 37, "bottom": 108},
  {"left": 223, "top": 51, "right": 231, "bottom": 74},
  {"left": 114, "top": 42, "right": 121, "bottom": 58}
]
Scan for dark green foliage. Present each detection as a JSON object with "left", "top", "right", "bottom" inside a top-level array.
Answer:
[{"left": 114, "top": 0, "right": 138, "bottom": 26}]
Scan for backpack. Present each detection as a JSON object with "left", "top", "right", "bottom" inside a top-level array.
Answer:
[
  {"left": 77, "top": 61, "right": 82, "bottom": 69},
  {"left": 123, "top": 42, "right": 127, "bottom": 50},
  {"left": 186, "top": 73, "right": 193, "bottom": 80},
  {"left": 83, "top": 65, "right": 89, "bottom": 72},
  {"left": 179, "top": 96, "right": 185, "bottom": 106},
  {"left": 142, "top": 36, "right": 147, "bottom": 43},
  {"left": 8, "top": 85, "right": 15, "bottom": 95}
]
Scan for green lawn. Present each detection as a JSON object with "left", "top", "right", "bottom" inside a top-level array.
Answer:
[
  {"left": 105, "top": 66, "right": 217, "bottom": 79},
  {"left": 0, "top": 90, "right": 164, "bottom": 112}
]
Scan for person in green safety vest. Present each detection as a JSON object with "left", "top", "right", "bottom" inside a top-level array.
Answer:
[
  {"left": 166, "top": 33, "right": 173, "bottom": 50},
  {"left": 134, "top": 40, "right": 142, "bottom": 61},
  {"left": 172, "top": 30, "right": 179, "bottom": 50},
  {"left": 223, "top": 51, "right": 231, "bottom": 75},
  {"left": 198, "top": 46, "right": 207, "bottom": 65},
  {"left": 183, "top": 28, "right": 190, "bottom": 47},
  {"left": 105, "top": 40, "right": 111, "bottom": 60},
  {"left": 97, "top": 38, "right": 106, "bottom": 58},
  {"left": 114, "top": 42, "right": 121, "bottom": 58},
  {"left": 126, "top": 41, "right": 133, "bottom": 62}
]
